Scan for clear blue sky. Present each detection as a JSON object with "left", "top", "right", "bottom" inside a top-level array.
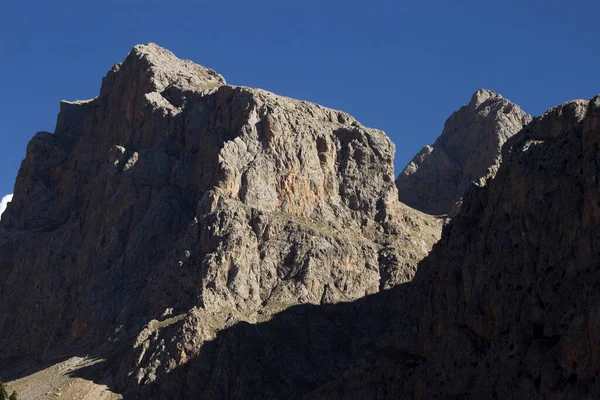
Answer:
[{"left": 1, "top": 0, "right": 599, "bottom": 198}]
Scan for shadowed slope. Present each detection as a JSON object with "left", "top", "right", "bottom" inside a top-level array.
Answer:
[{"left": 119, "top": 95, "right": 600, "bottom": 399}]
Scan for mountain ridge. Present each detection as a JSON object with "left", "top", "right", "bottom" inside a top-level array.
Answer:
[{"left": 2, "top": 43, "right": 599, "bottom": 400}]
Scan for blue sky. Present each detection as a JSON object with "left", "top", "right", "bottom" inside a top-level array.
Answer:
[{"left": 1, "top": 0, "right": 599, "bottom": 199}]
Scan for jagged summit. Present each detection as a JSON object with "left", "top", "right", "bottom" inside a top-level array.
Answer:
[
  {"left": 131, "top": 42, "right": 176, "bottom": 58},
  {"left": 396, "top": 88, "right": 531, "bottom": 215},
  {"left": 469, "top": 87, "right": 500, "bottom": 107},
  {"left": 100, "top": 43, "right": 226, "bottom": 100}
]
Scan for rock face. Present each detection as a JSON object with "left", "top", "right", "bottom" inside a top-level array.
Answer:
[
  {"left": 134, "top": 95, "right": 600, "bottom": 400},
  {"left": 0, "top": 43, "right": 440, "bottom": 395},
  {"left": 413, "top": 96, "right": 600, "bottom": 398},
  {"left": 396, "top": 89, "right": 531, "bottom": 215},
  {"left": 4, "top": 42, "right": 597, "bottom": 400}
]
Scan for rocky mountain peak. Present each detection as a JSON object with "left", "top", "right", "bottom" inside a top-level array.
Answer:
[
  {"left": 408, "top": 94, "right": 600, "bottom": 398},
  {"left": 100, "top": 43, "right": 226, "bottom": 99},
  {"left": 396, "top": 88, "right": 531, "bottom": 215},
  {"left": 0, "top": 44, "right": 440, "bottom": 397},
  {"left": 469, "top": 87, "right": 499, "bottom": 107}
]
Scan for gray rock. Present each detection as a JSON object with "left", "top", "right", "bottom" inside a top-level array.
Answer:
[
  {"left": 0, "top": 43, "right": 441, "bottom": 393},
  {"left": 301, "top": 95, "right": 600, "bottom": 399},
  {"left": 2, "top": 43, "right": 597, "bottom": 400},
  {"left": 120, "top": 95, "right": 600, "bottom": 400},
  {"left": 396, "top": 88, "right": 531, "bottom": 215}
]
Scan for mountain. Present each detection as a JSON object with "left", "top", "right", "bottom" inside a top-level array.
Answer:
[
  {"left": 0, "top": 194, "right": 12, "bottom": 220},
  {"left": 413, "top": 97, "right": 600, "bottom": 398},
  {"left": 3, "top": 43, "right": 599, "bottom": 400},
  {"left": 0, "top": 44, "right": 440, "bottom": 398},
  {"left": 396, "top": 89, "right": 531, "bottom": 215},
  {"left": 123, "top": 95, "right": 600, "bottom": 400}
]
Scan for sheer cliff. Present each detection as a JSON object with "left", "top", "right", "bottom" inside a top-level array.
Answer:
[
  {"left": 412, "top": 96, "right": 600, "bottom": 399},
  {"left": 3, "top": 43, "right": 598, "bottom": 400},
  {"left": 136, "top": 96, "right": 600, "bottom": 400},
  {"left": 0, "top": 44, "right": 440, "bottom": 397},
  {"left": 189, "top": 95, "right": 600, "bottom": 400}
]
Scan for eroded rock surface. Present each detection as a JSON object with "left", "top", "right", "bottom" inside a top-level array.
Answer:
[
  {"left": 396, "top": 89, "right": 531, "bottom": 215},
  {"left": 5, "top": 42, "right": 593, "bottom": 400},
  {"left": 412, "top": 96, "right": 600, "bottom": 399},
  {"left": 0, "top": 43, "right": 440, "bottom": 395},
  {"left": 126, "top": 96, "right": 600, "bottom": 399},
  {"left": 282, "top": 96, "right": 600, "bottom": 399}
]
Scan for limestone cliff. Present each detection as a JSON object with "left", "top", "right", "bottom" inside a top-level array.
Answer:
[
  {"left": 396, "top": 89, "right": 531, "bottom": 215},
  {"left": 120, "top": 95, "right": 600, "bottom": 399},
  {"left": 3, "top": 42, "right": 596, "bottom": 400},
  {"left": 0, "top": 44, "right": 440, "bottom": 397},
  {"left": 186, "top": 95, "right": 600, "bottom": 400}
]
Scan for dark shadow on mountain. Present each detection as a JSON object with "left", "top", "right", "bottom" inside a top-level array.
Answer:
[
  {"left": 115, "top": 268, "right": 433, "bottom": 400},
  {"left": 0, "top": 250, "right": 435, "bottom": 400}
]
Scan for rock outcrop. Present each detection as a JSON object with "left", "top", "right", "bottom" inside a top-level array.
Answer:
[
  {"left": 396, "top": 89, "right": 531, "bottom": 215},
  {"left": 412, "top": 96, "right": 600, "bottom": 399},
  {"left": 4, "top": 42, "right": 597, "bottom": 400},
  {"left": 0, "top": 43, "right": 440, "bottom": 396},
  {"left": 131, "top": 95, "right": 600, "bottom": 400}
]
